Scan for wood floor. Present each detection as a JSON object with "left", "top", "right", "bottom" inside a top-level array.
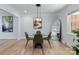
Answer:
[{"left": 0, "top": 39, "right": 76, "bottom": 55}]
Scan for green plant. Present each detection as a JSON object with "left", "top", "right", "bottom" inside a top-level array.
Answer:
[
  {"left": 72, "top": 30, "right": 79, "bottom": 55},
  {"left": 72, "top": 30, "right": 77, "bottom": 34},
  {"left": 76, "top": 31, "right": 79, "bottom": 37},
  {"left": 72, "top": 30, "right": 79, "bottom": 37},
  {"left": 77, "top": 39, "right": 79, "bottom": 42}
]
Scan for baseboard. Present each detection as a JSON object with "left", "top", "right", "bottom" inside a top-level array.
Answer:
[
  {"left": 0, "top": 37, "right": 26, "bottom": 40},
  {"left": 0, "top": 39, "right": 17, "bottom": 40}
]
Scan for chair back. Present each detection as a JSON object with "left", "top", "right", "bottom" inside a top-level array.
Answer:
[
  {"left": 47, "top": 32, "right": 52, "bottom": 40},
  {"left": 33, "top": 32, "right": 43, "bottom": 44},
  {"left": 25, "top": 32, "right": 29, "bottom": 39}
]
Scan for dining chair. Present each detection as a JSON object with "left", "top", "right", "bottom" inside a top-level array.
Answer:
[
  {"left": 33, "top": 31, "right": 44, "bottom": 54},
  {"left": 45, "top": 32, "right": 52, "bottom": 48},
  {"left": 25, "top": 32, "right": 31, "bottom": 48}
]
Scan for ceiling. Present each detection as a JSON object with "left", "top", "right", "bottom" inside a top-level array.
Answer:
[{"left": 8, "top": 4, "right": 67, "bottom": 15}]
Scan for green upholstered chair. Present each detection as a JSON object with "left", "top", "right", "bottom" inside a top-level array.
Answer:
[
  {"left": 25, "top": 32, "right": 31, "bottom": 48},
  {"left": 45, "top": 32, "right": 52, "bottom": 48},
  {"left": 33, "top": 31, "right": 44, "bottom": 54}
]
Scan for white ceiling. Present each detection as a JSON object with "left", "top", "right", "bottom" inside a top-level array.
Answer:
[{"left": 8, "top": 4, "right": 67, "bottom": 15}]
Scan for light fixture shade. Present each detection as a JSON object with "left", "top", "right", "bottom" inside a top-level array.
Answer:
[
  {"left": 34, "top": 17, "right": 42, "bottom": 29},
  {"left": 35, "top": 17, "right": 42, "bottom": 21}
]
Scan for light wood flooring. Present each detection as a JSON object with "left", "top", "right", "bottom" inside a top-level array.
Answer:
[{"left": 0, "top": 39, "right": 76, "bottom": 55}]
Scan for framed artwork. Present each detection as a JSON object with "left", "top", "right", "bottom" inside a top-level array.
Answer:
[
  {"left": 2, "top": 16, "right": 13, "bottom": 32},
  {"left": 33, "top": 18, "right": 42, "bottom": 29}
]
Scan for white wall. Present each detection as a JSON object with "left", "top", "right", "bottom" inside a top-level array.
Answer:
[
  {"left": 0, "top": 5, "right": 20, "bottom": 17},
  {"left": 56, "top": 4, "right": 79, "bottom": 47},
  {"left": 0, "top": 9, "right": 18, "bottom": 39},
  {"left": 19, "top": 13, "right": 55, "bottom": 39},
  {"left": 52, "top": 20, "right": 60, "bottom": 33}
]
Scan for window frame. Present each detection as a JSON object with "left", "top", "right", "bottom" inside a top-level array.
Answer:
[{"left": 67, "top": 11, "right": 79, "bottom": 35}]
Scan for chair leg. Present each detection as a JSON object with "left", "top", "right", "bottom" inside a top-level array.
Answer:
[
  {"left": 48, "top": 40, "right": 52, "bottom": 48},
  {"left": 25, "top": 40, "right": 29, "bottom": 48},
  {"left": 32, "top": 43, "right": 35, "bottom": 54},
  {"left": 42, "top": 47, "right": 44, "bottom": 55},
  {"left": 33, "top": 48, "right": 35, "bottom": 55}
]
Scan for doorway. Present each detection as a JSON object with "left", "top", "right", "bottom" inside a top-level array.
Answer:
[{"left": 51, "top": 19, "right": 62, "bottom": 42}]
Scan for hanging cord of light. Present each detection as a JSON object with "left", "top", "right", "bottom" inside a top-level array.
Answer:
[
  {"left": 40, "top": 5, "right": 41, "bottom": 18},
  {"left": 36, "top": 4, "right": 41, "bottom": 18},
  {"left": 37, "top": 5, "right": 38, "bottom": 18}
]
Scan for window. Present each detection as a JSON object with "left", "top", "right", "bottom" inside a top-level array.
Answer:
[
  {"left": 67, "top": 11, "right": 79, "bottom": 34},
  {"left": 71, "top": 15, "right": 79, "bottom": 31}
]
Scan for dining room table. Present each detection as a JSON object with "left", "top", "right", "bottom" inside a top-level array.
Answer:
[{"left": 29, "top": 34, "right": 48, "bottom": 39}]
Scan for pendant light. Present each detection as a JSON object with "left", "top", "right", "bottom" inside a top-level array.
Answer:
[{"left": 34, "top": 4, "right": 42, "bottom": 29}]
